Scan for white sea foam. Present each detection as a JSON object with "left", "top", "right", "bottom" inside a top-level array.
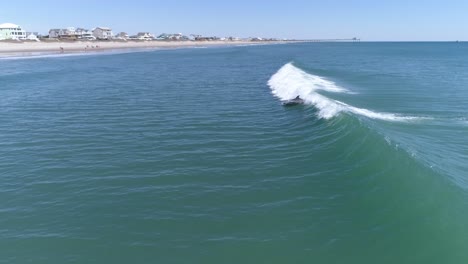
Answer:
[{"left": 268, "top": 63, "right": 421, "bottom": 121}]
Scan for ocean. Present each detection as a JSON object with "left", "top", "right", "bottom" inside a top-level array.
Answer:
[{"left": 1, "top": 42, "right": 468, "bottom": 263}]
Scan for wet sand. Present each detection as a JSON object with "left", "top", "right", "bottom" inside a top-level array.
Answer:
[{"left": 0, "top": 40, "right": 292, "bottom": 58}]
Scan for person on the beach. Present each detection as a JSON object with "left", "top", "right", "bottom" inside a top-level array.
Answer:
[{"left": 60, "top": 47, "right": 64, "bottom": 53}]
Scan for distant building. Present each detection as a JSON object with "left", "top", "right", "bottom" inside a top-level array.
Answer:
[
  {"left": 173, "top": 33, "right": 184, "bottom": 40},
  {"left": 156, "top": 33, "right": 188, "bottom": 41},
  {"left": 194, "top": 36, "right": 219, "bottom": 41},
  {"left": 48, "top": 29, "right": 60, "bottom": 38},
  {"left": 135, "top": 32, "right": 154, "bottom": 40},
  {"left": 49, "top": 27, "right": 95, "bottom": 40},
  {"left": 92, "top": 27, "right": 113, "bottom": 40},
  {"left": 115, "top": 32, "right": 129, "bottom": 40},
  {"left": 76, "top": 28, "right": 95, "bottom": 40},
  {"left": 156, "top": 33, "right": 170, "bottom": 40},
  {"left": 0, "top": 23, "right": 26, "bottom": 40},
  {"left": 59, "top": 27, "right": 78, "bottom": 39},
  {"left": 26, "top": 32, "right": 39, "bottom": 41},
  {"left": 187, "top": 34, "right": 196, "bottom": 41}
]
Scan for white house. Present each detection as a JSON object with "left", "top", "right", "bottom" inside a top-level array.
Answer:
[
  {"left": 92, "top": 27, "right": 113, "bottom": 40},
  {"left": 26, "top": 32, "right": 39, "bottom": 41},
  {"left": 115, "top": 32, "right": 129, "bottom": 40},
  {"left": 76, "top": 28, "right": 95, "bottom": 40},
  {"left": 0, "top": 23, "right": 26, "bottom": 40},
  {"left": 49, "top": 27, "right": 95, "bottom": 40},
  {"left": 58, "top": 27, "right": 78, "bottom": 39},
  {"left": 157, "top": 33, "right": 187, "bottom": 40},
  {"left": 135, "top": 32, "right": 154, "bottom": 40}
]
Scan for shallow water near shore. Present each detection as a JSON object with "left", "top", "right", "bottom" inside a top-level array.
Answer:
[
  {"left": 1, "top": 42, "right": 468, "bottom": 263},
  {"left": 0, "top": 48, "right": 158, "bottom": 60}
]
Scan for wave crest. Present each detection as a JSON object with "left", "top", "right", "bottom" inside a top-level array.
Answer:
[{"left": 268, "top": 63, "right": 422, "bottom": 121}]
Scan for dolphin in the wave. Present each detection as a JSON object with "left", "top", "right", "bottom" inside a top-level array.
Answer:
[{"left": 282, "top": 95, "right": 305, "bottom": 106}]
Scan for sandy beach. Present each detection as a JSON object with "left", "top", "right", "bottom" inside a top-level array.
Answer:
[{"left": 0, "top": 40, "right": 292, "bottom": 58}]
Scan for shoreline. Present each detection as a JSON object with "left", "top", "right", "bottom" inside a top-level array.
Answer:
[{"left": 0, "top": 40, "right": 297, "bottom": 58}]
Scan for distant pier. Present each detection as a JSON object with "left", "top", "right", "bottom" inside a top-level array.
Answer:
[{"left": 299, "top": 38, "right": 361, "bottom": 42}]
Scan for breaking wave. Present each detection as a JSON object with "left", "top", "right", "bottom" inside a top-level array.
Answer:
[{"left": 268, "top": 63, "right": 422, "bottom": 121}]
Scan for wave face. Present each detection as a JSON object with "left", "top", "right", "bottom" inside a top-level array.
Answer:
[
  {"left": 268, "top": 63, "right": 421, "bottom": 121},
  {"left": 268, "top": 62, "right": 468, "bottom": 188},
  {"left": 266, "top": 59, "right": 468, "bottom": 262}
]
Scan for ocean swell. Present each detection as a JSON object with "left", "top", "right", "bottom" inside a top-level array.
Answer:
[{"left": 268, "top": 63, "right": 421, "bottom": 121}]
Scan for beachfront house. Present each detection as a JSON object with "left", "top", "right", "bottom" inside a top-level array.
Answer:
[
  {"left": 155, "top": 33, "right": 170, "bottom": 40},
  {"left": 156, "top": 33, "right": 188, "bottom": 41},
  {"left": 0, "top": 23, "right": 27, "bottom": 40},
  {"left": 48, "top": 27, "right": 79, "bottom": 39},
  {"left": 59, "top": 27, "right": 78, "bottom": 39},
  {"left": 92, "top": 27, "right": 113, "bottom": 40},
  {"left": 26, "top": 32, "right": 39, "bottom": 41},
  {"left": 115, "top": 32, "right": 129, "bottom": 40},
  {"left": 49, "top": 27, "right": 95, "bottom": 40},
  {"left": 193, "top": 35, "right": 219, "bottom": 41},
  {"left": 135, "top": 32, "right": 155, "bottom": 40},
  {"left": 250, "top": 37, "right": 264, "bottom": 41},
  {"left": 187, "top": 35, "right": 196, "bottom": 41},
  {"left": 76, "top": 28, "right": 95, "bottom": 40},
  {"left": 48, "top": 29, "right": 60, "bottom": 38}
]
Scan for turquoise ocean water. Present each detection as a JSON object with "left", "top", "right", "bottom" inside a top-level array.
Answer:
[{"left": 1, "top": 43, "right": 468, "bottom": 263}]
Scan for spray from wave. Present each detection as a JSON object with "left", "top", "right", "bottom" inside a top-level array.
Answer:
[{"left": 268, "top": 63, "right": 422, "bottom": 121}]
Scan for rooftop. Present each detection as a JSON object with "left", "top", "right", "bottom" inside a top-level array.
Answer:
[
  {"left": 94, "top": 27, "right": 112, "bottom": 31},
  {"left": 0, "top": 23, "right": 21, "bottom": 29}
]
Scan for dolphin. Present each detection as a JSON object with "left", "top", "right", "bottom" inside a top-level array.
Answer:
[{"left": 282, "top": 96, "right": 305, "bottom": 106}]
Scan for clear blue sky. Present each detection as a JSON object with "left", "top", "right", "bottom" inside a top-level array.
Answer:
[{"left": 2, "top": 0, "right": 467, "bottom": 40}]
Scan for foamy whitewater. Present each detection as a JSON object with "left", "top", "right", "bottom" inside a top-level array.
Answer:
[{"left": 268, "top": 63, "right": 421, "bottom": 121}]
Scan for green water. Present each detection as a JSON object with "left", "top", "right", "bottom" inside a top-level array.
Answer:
[{"left": 1, "top": 43, "right": 468, "bottom": 263}]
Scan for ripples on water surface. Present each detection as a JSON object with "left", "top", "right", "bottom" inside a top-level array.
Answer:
[{"left": 1, "top": 43, "right": 468, "bottom": 263}]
